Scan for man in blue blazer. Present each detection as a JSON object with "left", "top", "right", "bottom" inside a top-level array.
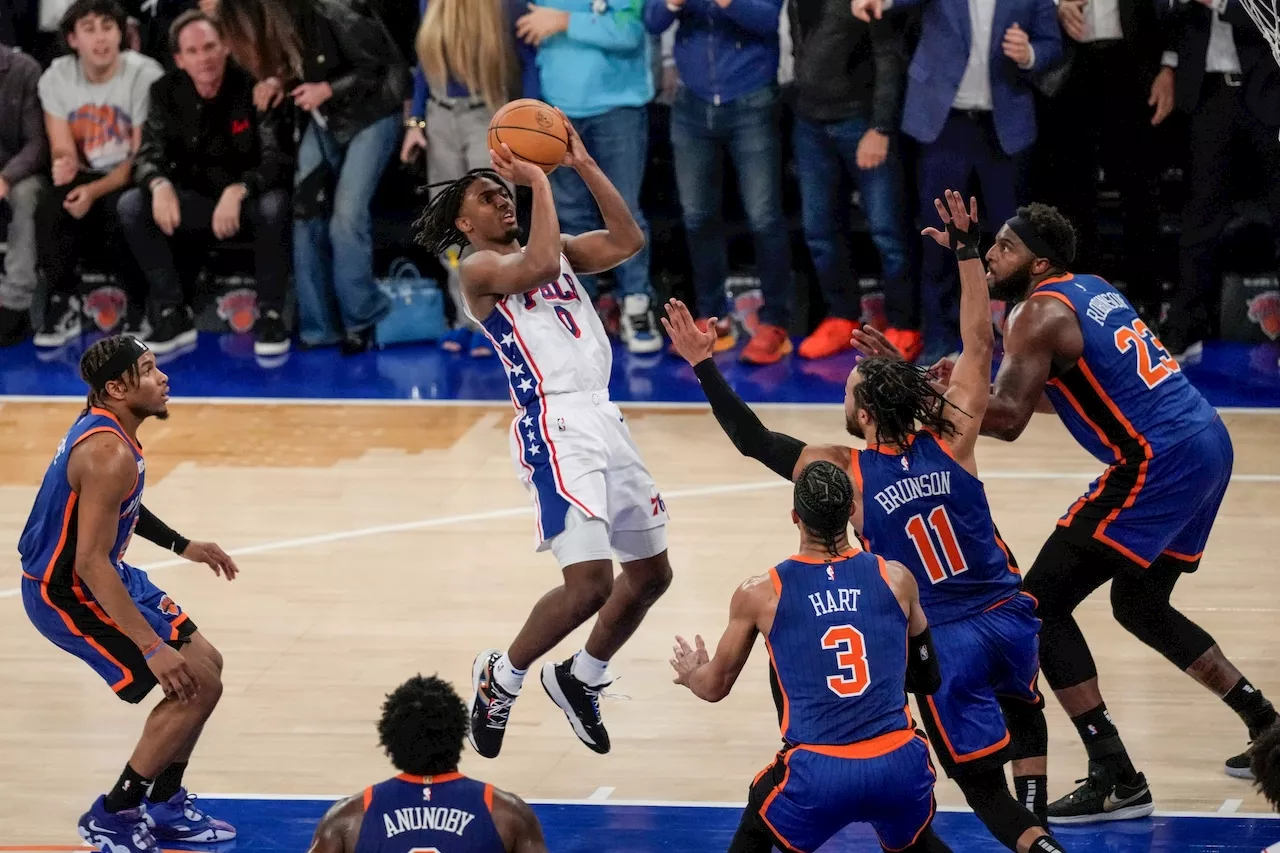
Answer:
[{"left": 855, "top": 0, "right": 1061, "bottom": 365}]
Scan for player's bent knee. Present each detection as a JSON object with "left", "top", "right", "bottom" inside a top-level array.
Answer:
[
  {"left": 621, "top": 550, "right": 672, "bottom": 603},
  {"left": 1000, "top": 696, "right": 1048, "bottom": 761}
]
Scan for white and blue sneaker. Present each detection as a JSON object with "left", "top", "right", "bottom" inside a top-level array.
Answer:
[
  {"left": 77, "top": 795, "right": 157, "bottom": 852},
  {"left": 145, "top": 788, "right": 236, "bottom": 842}
]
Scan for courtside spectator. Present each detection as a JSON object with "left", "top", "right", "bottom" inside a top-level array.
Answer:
[{"left": 0, "top": 45, "right": 49, "bottom": 347}]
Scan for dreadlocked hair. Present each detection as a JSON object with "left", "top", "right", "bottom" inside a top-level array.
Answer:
[
  {"left": 79, "top": 335, "right": 139, "bottom": 416},
  {"left": 794, "top": 461, "right": 854, "bottom": 556},
  {"left": 413, "top": 168, "right": 506, "bottom": 255},
  {"left": 854, "top": 355, "right": 964, "bottom": 448}
]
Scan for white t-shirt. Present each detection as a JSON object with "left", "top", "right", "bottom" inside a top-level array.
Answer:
[{"left": 37, "top": 51, "right": 164, "bottom": 174}]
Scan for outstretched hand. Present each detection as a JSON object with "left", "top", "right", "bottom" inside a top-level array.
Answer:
[
  {"left": 670, "top": 634, "right": 710, "bottom": 687},
  {"left": 921, "top": 189, "right": 980, "bottom": 251},
  {"left": 490, "top": 141, "right": 547, "bottom": 187},
  {"left": 661, "top": 299, "right": 718, "bottom": 365}
]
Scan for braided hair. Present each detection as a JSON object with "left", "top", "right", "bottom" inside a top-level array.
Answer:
[
  {"left": 79, "top": 335, "right": 140, "bottom": 416},
  {"left": 794, "top": 461, "right": 854, "bottom": 556},
  {"left": 413, "top": 168, "right": 507, "bottom": 255},
  {"left": 854, "top": 356, "right": 963, "bottom": 449}
]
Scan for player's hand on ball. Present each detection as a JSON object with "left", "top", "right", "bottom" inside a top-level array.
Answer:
[
  {"left": 670, "top": 635, "right": 709, "bottom": 687},
  {"left": 661, "top": 298, "right": 717, "bottom": 365},
  {"left": 148, "top": 644, "right": 200, "bottom": 702},
  {"left": 555, "top": 109, "right": 593, "bottom": 170},
  {"left": 851, "top": 325, "right": 905, "bottom": 361},
  {"left": 490, "top": 142, "right": 546, "bottom": 187},
  {"left": 182, "top": 540, "right": 239, "bottom": 581}
]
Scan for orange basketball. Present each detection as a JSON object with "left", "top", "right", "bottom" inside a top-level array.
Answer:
[{"left": 488, "top": 98, "right": 568, "bottom": 174}]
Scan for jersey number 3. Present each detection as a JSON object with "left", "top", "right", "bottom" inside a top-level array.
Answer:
[
  {"left": 822, "top": 625, "right": 871, "bottom": 697},
  {"left": 1114, "top": 319, "right": 1179, "bottom": 390}
]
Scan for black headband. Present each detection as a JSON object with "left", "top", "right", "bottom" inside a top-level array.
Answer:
[
  {"left": 88, "top": 337, "right": 150, "bottom": 392},
  {"left": 1006, "top": 215, "right": 1072, "bottom": 268}
]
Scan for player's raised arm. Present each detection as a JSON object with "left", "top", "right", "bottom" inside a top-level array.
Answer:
[
  {"left": 491, "top": 788, "right": 551, "bottom": 853},
  {"left": 982, "top": 295, "right": 1076, "bottom": 441},
  {"left": 670, "top": 574, "right": 771, "bottom": 702},
  {"left": 661, "top": 299, "right": 848, "bottom": 480},
  {"left": 557, "top": 112, "right": 646, "bottom": 275},
  {"left": 303, "top": 793, "right": 363, "bottom": 853},
  {"left": 919, "top": 190, "right": 992, "bottom": 470}
]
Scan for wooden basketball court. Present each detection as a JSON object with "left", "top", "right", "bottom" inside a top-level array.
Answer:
[{"left": 1, "top": 399, "right": 1276, "bottom": 845}]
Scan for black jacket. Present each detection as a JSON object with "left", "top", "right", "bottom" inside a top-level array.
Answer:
[
  {"left": 1160, "top": 0, "right": 1279, "bottom": 124},
  {"left": 133, "top": 63, "right": 291, "bottom": 198},
  {"left": 788, "top": 0, "right": 908, "bottom": 129},
  {"left": 296, "top": 0, "right": 409, "bottom": 145},
  {"left": 0, "top": 46, "right": 47, "bottom": 186}
]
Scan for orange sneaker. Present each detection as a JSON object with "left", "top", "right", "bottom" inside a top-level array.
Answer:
[
  {"left": 740, "top": 324, "right": 793, "bottom": 365},
  {"left": 798, "top": 317, "right": 857, "bottom": 360},
  {"left": 668, "top": 318, "right": 737, "bottom": 355},
  {"left": 883, "top": 327, "right": 923, "bottom": 362}
]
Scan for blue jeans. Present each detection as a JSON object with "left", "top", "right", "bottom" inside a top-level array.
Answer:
[
  {"left": 293, "top": 114, "right": 399, "bottom": 346},
  {"left": 793, "top": 114, "right": 914, "bottom": 328},
  {"left": 549, "top": 106, "right": 652, "bottom": 300},
  {"left": 670, "top": 84, "right": 791, "bottom": 327}
]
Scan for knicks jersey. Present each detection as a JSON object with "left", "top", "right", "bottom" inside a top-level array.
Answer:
[
  {"left": 766, "top": 550, "right": 912, "bottom": 746},
  {"left": 355, "top": 772, "right": 504, "bottom": 853},
  {"left": 854, "top": 433, "right": 1020, "bottom": 626},
  {"left": 18, "top": 408, "right": 145, "bottom": 586},
  {"left": 465, "top": 254, "right": 612, "bottom": 409},
  {"left": 1033, "top": 274, "right": 1219, "bottom": 464}
]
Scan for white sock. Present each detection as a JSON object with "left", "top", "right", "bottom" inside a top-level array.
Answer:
[
  {"left": 493, "top": 653, "right": 526, "bottom": 695},
  {"left": 570, "top": 649, "right": 610, "bottom": 686}
]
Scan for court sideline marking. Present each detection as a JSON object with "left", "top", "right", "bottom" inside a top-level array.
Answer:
[{"left": 5, "top": 468, "right": 1280, "bottom": 602}]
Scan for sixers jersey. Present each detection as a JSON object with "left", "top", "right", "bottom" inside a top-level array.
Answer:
[
  {"left": 766, "top": 550, "right": 912, "bottom": 746},
  {"left": 465, "top": 254, "right": 612, "bottom": 409},
  {"left": 854, "top": 434, "right": 1020, "bottom": 626},
  {"left": 354, "top": 773, "right": 504, "bottom": 853},
  {"left": 18, "top": 407, "right": 145, "bottom": 586},
  {"left": 1034, "top": 274, "right": 1219, "bottom": 464}
]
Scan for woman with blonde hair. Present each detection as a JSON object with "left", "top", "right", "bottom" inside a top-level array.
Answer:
[{"left": 402, "top": 0, "right": 536, "bottom": 357}]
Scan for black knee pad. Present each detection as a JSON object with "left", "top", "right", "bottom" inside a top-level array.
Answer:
[
  {"left": 1110, "top": 558, "right": 1216, "bottom": 670},
  {"left": 958, "top": 768, "right": 1041, "bottom": 851},
  {"left": 1000, "top": 695, "right": 1048, "bottom": 761}
]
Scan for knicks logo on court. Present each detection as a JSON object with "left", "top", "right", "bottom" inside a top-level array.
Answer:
[
  {"left": 158, "top": 596, "right": 181, "bottom": 617},
  {"left": 1247, "top": 291, "right": 1280, "bottom": 340}
]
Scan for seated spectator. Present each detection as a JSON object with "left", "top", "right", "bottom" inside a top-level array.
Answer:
[
  {"left": 219, "top": 0, "right": 409, "bottom": 355},
  {"left": 644, "top": 0, "right": 794, "bottom": 366},
  {"left": 403, "top": 0, "right": 535, "bottom": 358},
  {"left": 120, "top": 10, "right": 291, "bottom": 356},
  {"left": 520, "top": 0, "right": 661, "bottom": 354},
  {"left": 787, "top": 0, "right": 915, "bottom": 362},
  {"left": 0, "top": 45, "right": 49, "bottom": 347},
  {"left": 34, "top": 0, "right": 162, "bottom": 348}
]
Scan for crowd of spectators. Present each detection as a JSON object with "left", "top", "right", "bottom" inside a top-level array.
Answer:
[{"left": 0, "top": 0, "right": 1275, "bottom": 366}]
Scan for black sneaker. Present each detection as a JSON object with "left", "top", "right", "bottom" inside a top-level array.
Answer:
[
  {"left": 468, "top": 649, "right": 518, "bottom": 759},
  {"left": 0, "top": 306, "right": 32, "bottom": 347},
  {"left": 1226, "top": 747, "right": 1254, "bottom": 779},
  {"left": 123, "top": 302, "right": 151, "bottom": 340},
  {"left": 33, "top": 294, "right": 81, "bottom": 348},
  {"left": 541, "top": 656, "right": 612, "bottom": 754},
  {"left": 1047, "top": 764, "right": 1154, "bottom": 825},
  {"left": 254, "top": 310, "right": 290, "bottom": 357},
  {"left": 149, "top": 306, "right": 198, "bottom": 355}
]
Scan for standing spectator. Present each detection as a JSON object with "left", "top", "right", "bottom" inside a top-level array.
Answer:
[
  {"left": 1034, "top": 0, "right": 1168, "bottom": 318},
  {"left": 0, "top": 46, "right": 49, "bottom": 347},
  {"left": 1158, "top": 0, "right": 1280, "bottom": 359},
  {"left": 219, "top": 0, "right": 409, "bottom": 354},
  {"left": 119, "top": 10, "right": 292, "bottom": 355},
  {"left": 854, "top": 0, "right": 1060, "bottom": 365},
  {"left": 516, "top": 0, "right": 662, "bottom": 354},
  {"left": 34, "top": 0, "right": 162, "bottom": 348},
  {"left": 788, "top": 0, "right": 914, "bottom": 361},
  {"left": 644, "top": 0, "right": 794, "bottom": 366},
  {"left": 402, "top": 0, "right": 535, "bottom": 358}
]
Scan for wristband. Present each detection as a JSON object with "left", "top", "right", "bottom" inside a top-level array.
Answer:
[
  {"left": 142, "top": 638, "right": 163, "bottom": 660},
  {"left": 955, "top": 244, "right": 981, "bottom": 261},
  {"left": 945, "top": 218, "right": 981, "bottom": 260}
]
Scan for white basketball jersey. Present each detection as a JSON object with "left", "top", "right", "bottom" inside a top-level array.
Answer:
[{"left": 465, "top": 254, "right": 612, "bottom": 408}]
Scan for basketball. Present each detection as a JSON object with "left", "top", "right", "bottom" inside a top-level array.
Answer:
[{"left": 488, "top": 98, "right": 569, "bottom": 175}]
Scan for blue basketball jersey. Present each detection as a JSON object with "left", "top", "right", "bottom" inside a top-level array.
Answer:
[
  {"left": 18, "top": 408, "right": 145, "bottom": 586},
  {"left": 1033, "top": 274, "right": 1219, "bottom": 464},
  {"left": 354, "top": 773, "right": 505, "bottom": 853},
  {"left": 853, "top": 433, "right": 1021, "bottom": 626},
  {"left": 766, "top": 550, "right": 912, "bottom": 746}
]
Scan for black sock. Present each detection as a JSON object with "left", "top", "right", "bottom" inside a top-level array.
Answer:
[
  {"left": 1014, "top": 774, "right": 1048, "bottom": 826},
  {"left": 104, "top": 764, "right": 152, "bottom": 813},
  {"left": 1070, "top": 704, "right": 1137, "bottom": 781},
  {"left": 147, "top": 761, "right": 188, "bottom": 803},
  {"left": 1030, "top": 835, "right": 1066, "bottom": 853},
  {"left": 1223, "top": 678, "right": 1278, "bottom": 738}
]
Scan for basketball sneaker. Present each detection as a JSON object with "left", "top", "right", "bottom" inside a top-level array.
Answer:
[
  {"left": 469, "top": 648, "right": 518, "bottom": 759},
  {"left": 541, "top": 656, "right": 611, "bottom": 754},
  {"left": 77, "top": 795, "right": 158, "bottom": 852},
  {"left": 145, "top": 788, "right": 236, "bottom": 842},
  {"left": 1225, "top": 748, "right": 1254, "bottom": 779},
  {"left": 1046, "top": 763, "right": 1154, "bottom": 825}
]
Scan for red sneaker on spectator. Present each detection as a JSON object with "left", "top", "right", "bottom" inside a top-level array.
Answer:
[
  {"left": 798, "top": 317, "right": 856, "bottom": 360},
  {"left": 740, "top": 324, "right": 792, "bottom": 365},
  {"left": 883, "top": 327, "right": 923, "bottom": 362}
]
